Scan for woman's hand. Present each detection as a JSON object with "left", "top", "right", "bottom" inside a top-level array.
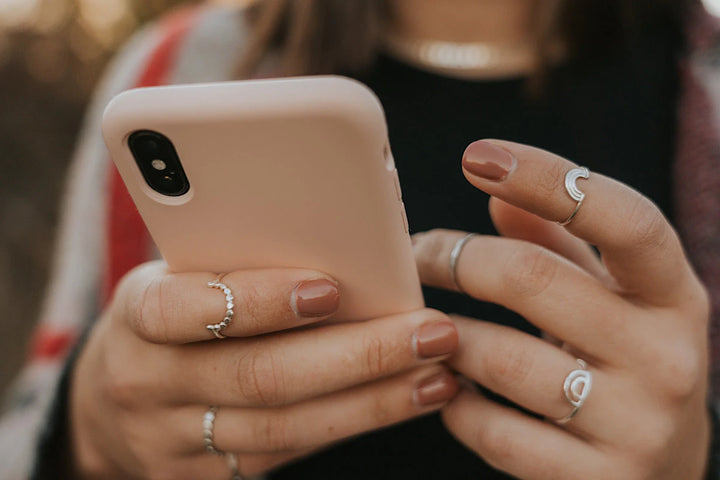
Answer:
[
  {"left": 70, "top": 263, "right": 459, "bottom": 479},
  {"left": 413, "top": 140, "right": 711, "bottom": 480}
]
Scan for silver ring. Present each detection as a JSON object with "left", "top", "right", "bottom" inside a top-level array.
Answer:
[
  {"left": 555, "top": 359, "right": 593, "bottom": 425},
  {"left": 226, "top": 453, "right": 243, "bottom": 480},
  {"left": 203, "top": 406, "right": 225, "bottom": 456},
  {"left": 206, "top": 276, "right": 235, "bottom": 339},
  {"left": 558, "top": 166, "right": 589, "bottom": 226},
  {"left": 203, "top": 407, "right": 244, "bottom": 479},
  {"left": 449, "top": 233, "right": 476, "bottom": 293}
]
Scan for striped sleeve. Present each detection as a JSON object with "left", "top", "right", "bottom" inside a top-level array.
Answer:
[
  {"left": 0, "top": 23, "right": 167, "bottom": 480},
  {"left": 1, "top": 5, "right": 252, "bottom": 478}
]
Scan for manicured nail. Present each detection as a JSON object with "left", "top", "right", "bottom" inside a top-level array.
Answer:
[
  {"left": 292, "top": 279, "right": 339, "bottom": 317},
  {"left": 462, "top": 140, "right": 517, "bottom": 182},
  {"left": 413, "top": 321, "right": 458, "bottom": 359},
  {"left": 414, "top": 371, "right": 459, "bottom": 407}
]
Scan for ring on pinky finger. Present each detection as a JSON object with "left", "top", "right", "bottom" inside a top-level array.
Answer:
[{"left": 442, "top": 389, "right": 608, "bottom": 480}]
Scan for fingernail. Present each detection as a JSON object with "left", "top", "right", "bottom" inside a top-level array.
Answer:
[
  {"left": 293, "top": 279, "right": 339, "bottom": 317},
  {"left": 462, "top": 140, "right": 517, "bottom": 182},
  {"left": 414, "top": 371, "right": 459, "bottom": 407},
  {"left": 413, "top": 321, "right": 458, "bottom": 359}
]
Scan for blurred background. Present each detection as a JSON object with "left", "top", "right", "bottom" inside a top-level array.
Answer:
[
  {"left": 0, "top": 0, "right": 194, "bottom": 397},
  {"left": 1, "top": 0, "right": 720, "bottom": 397}
]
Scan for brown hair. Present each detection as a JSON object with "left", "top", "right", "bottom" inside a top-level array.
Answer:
[{"left": 236, "top": 0, "right": 697, "bottom": 79}]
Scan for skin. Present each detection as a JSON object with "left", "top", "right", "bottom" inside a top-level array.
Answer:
[
  {"left": 388, "top": 0, "right": 536, "bottom": 45},
  {"left": 414, "top": 140, "right": 711, "bottom": 479},
  {"left": 69, "top": 1, "right": 712, "bottom": 478},
  {"left": 71, "top": 266, "right": 459, "bottom": 479}
]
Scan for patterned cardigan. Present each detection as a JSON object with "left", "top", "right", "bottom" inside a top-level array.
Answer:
[{"left": 1, "top": 3, "right": 719, "bottom": 479}]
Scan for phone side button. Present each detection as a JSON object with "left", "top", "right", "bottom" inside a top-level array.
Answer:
[
  {"left": 392, "top": 169, "right": 403, "bottom": 201},
  {"left": 400, "top": 203, "right": 409, "bottom": 233}
]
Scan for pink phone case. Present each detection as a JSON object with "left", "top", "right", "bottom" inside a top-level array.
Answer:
[{"left": 102, "top": 76, "right": 424, "bottom": 322}]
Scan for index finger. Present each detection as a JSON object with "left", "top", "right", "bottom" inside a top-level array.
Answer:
[
  {"left": 461, "top": 139, "right": 696, "bottom": 306},
  {"left": 114, "top": 261, "right": 339, "bottom": 344}
]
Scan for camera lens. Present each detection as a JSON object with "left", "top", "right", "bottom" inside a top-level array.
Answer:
[
  {"left": 128, "top": 130, "right": 189, "bottom": 196},
  {"left": 151, "top": 159, "right": 167, "bottom": 171}
]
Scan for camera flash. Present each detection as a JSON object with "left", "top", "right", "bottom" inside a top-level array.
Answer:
[{"left": 151, "top": 159, "right": 167, "bottom": 171}]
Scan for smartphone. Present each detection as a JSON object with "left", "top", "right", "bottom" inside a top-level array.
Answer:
[{"left": 102, "top": 76, "right": 423, "bottom": 322}]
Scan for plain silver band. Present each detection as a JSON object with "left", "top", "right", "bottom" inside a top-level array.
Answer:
[
  {"left": 204, "top": 407, "right": 245, "bottom": 479},
  {"left": 558, "top": 199, "right": 583, "bottom": 227},
  {"left": 555, "top": 403, "right": 581, "bottom": 425},
  {"left": 449, "top": 233, "right": 477, "bottom": 292},
  {"left": 555, "top": 359, "right": 592, "bottom": 425}
]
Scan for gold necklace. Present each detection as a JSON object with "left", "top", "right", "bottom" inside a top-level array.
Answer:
[{"left": 383, "top": 31, "right": 538, "bottom": 79}]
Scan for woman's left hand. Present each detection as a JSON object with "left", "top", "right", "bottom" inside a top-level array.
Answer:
[{"left": 413, "top": 140, "right": 712, "bottom": 480}]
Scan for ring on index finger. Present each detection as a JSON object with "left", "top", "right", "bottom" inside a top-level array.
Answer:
[
  {"left": 558, "top": 167, "right": 590, "bottom": 227},
  {"left": 206, "top": 276, "right": 235, "bottom": 339}
]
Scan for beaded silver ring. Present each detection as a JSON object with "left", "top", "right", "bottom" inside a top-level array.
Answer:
[
  {"left": 203, "top": 406, "right": 243, "bottom": 479},
  {"left": 206, "top": 276, "right": 235, "bottom": 340}
]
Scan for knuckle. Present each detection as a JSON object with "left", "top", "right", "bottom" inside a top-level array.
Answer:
[
  {"left": 422, "top": 229, "right": 452, "bottom": 258},
  {"left": 361, "top": 335, "right": 387, "bottom": 378},
  {"left": 502, "top": 245, "right": 558, "bottom": 299},
  {"left": 480, "top": 426, "right": 522, "bottom": 472},
  {"left": 697, "top": 284, "right": 712, "bottom": 324},
  {"left": 101, "top": 360, "right": 146, "bottom": 410},
  {"left": 235, "top": 347, "right": 287, "bottom": 406},
  {"left": 485, "top": 340, "right": 535, "bottom": 391},
  {"left": 630, "top": 413, "right": 675, "bottom": 466},
  {"left": 413, "top": 228, "right": 457, "bottom": 282},
  {"left": 145, "top": 466, "right": 177, "bottom": 480},
  {"left": 124, "top": 274, "right": 171, "bottom": 345},
  {"left": 238, "top": 282, "right": 264, "bottom": 331},
  {"left": 440, "top": 397, "right": 463, "bottom": 429},
  {"left": 685, "top": 280, "right": 712, "bottom": 326},
  {"left": 368, "top": 389, "right": 396, "bottom": 425},
  {"left": 255, "top": 413, "right": 294, "bottom": 451},
  {"left": 655, "top": 340, "right": 704, "bottom": 401},
  {"left": 623, "top": 197, "right": 670, "bottom": 252}
]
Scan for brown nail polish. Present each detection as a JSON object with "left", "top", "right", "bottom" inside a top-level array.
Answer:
[
  {"left": 413, "top": 322, "right": 458, "bottom": 359},
  {"left": 462, "top": 140, "right": 517, "bottom": 182},
  {"left": 293, "top": 279, "right": 339, "bottom": 317},
  {"left": 414, "top": 372, "right": 459, "bottom": 407}
]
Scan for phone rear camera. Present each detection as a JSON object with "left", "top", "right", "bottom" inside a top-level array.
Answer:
[
  {"left": 151, "top": 159, "right": 167, "bottom": 171},
  {"left": 128, "top": 130, "right": 189, "bottom": 196}
]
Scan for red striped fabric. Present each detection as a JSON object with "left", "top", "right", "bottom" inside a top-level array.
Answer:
[
  {"left": 103, "top": 6, "right": 202, "bottom": 304},
  {"left": 29, "top": 328, "right": 76, "bottom": 361},
  {"left": 29, "top": 6, "right": 204, "bottom": 365}
]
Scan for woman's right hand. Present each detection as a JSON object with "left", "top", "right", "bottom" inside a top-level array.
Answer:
[{"left": 70, "top": 261, "right": 458, "bottom": 479}]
